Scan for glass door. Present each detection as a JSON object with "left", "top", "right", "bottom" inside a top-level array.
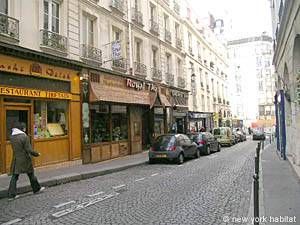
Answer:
[{"left": 3, "top": 106, "right": 31, "bottom": 173}]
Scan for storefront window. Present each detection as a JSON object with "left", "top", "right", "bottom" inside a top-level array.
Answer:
[
  {"left": 111, "top": 105, "right": 128, "bottom": 141},
  {"left": 91, "top": 104, "right": 110, "bottom": 143},
  {"left": 34, "top": 100, "right": 68, "bottom": 139}
]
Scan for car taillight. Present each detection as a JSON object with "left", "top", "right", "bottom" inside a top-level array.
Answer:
[
  {"left": 198, "top": 140, "right": 206, "bottom": 145},
  {"left": 167, "top": 145, "right": 176, "bottom": 151}
]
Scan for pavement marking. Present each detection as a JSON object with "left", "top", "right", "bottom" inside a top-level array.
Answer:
[
  {"left": 1, "top": 218, "right": 22, "bottom": 225},
  {"left": 112, "top": 184, "right": 126, "bottom": 190},
  {"left": 51, "top": 193, "right": 115, "bottom": 218},
  {"left": 53, "top": 200, "right": 76, "bottom": 209},
  {"left": 150, "top": 173, "right": 159, "bottom": 177},
  {"left": 87, "top": 191, "right": 105, "bottom": 197},
  {"left": 135, "top": 177, "right": 146, "bottom": 182}
]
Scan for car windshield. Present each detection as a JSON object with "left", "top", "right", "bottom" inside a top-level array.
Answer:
[
  {"left": 154, "top": 135, "right": 176, "bottom": 147},
  {"left": 213, "top": 128, "right": 226, "bottom": 135}
]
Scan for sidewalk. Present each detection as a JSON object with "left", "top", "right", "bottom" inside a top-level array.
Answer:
[
  {"left": 0, "top": 151, "right": 149, "bottom": 199},
  {"left": 261, "top": 144, "right": 300, "bottom": 224}
]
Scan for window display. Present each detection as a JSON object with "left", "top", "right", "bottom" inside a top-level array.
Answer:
[
  {"left": 34, "top": 100, "right": 68, "bottom": 139},
  {"left": 111, "top": 105, "right": 128, "bottom": 141}
]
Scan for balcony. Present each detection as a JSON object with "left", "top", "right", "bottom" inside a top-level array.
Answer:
[
  {"left": 151, "top": 67, "right": 162, "bottom": 81},
  {"left": 112, "top": 58, "right": 127, "bottom": 72},
  {"left": 134, "top": 61, "right": 147, "bottom": 77},
  {"left": 175, "top": 38, "right": 182, "bottom": 49},
  {"left": 173, "top": 0, "right": 180, "bottom": 15},
  {"left": 0, "top": 13, "right": 19, "bottom": 41},
  {"left": 81, "top": 44, "right": 102, "bottom": 64},
  {"left": 40, "top": 30, "right": 68, "bottom": 53},
  {"left": 110, "top": 0, "right": 124, "bottom": 15},
  {"left": 165, "top": 29, "right": 171, "bottom": 44},
  {"left": 178, "top": 76, "right": 186, "bottom": 89},
  {"left": 150, "top": 19, "right": 159, "bottom": 36},
  {"left": 166, "top": 72, "right": 174, "bottom": 86},
  {"left": 131, "top": 8, "right": 143, "bottom": 27}
]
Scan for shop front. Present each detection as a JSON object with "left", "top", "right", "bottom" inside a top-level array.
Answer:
[
  {"left": 170, "top": 89, "right": 189, "bottom": 134},
  {"left": 0, "top": 54, "right": 81, "bottom": 174},
  {"left": 188, "top": 112, "right": 213, "bottom": 132},
  {"left": 83, "top": 71, "right": 167, "bottom": 163}
]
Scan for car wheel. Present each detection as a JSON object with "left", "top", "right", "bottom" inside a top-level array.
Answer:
[
  {"left": 149, "top": 158, "right": 155, "bottom": 164},
  {"left": 206, "top": 146, "right": 211, "bottom": 155},
  {"left": 195, "top": 149, "right": 200, "bottom": 158},
  {"left": 177, "top": 153, "right": 184, "bottom": 164},
  {"left": 217, "top": 144, "right": 221, "bottom": 152}
]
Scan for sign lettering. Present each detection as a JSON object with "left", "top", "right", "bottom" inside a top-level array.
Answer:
[{"left": 126, "top": 78, "right": 157, "bottom": 92}]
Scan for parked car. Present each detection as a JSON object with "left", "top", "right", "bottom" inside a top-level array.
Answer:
[
  {"left": 233, "top": 131, "right": 241, "bottom": 143},
  {"left": 187, "top": 132, "right": 221, "bottom": 155},
  {"left": 148, "top": 134, "right": 198, "bottom": 164},
  {"left": 238, "top": 131, "right": 247, "bottom": 142},
  {"left": 252, "top": 130, "right": 266, "bottom": 140},
  {"left": 213, "top": 127, "right": 235, "bottom": 146}
]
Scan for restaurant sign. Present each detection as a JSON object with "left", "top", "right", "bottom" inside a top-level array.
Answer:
[
  {"left": 0, "top": 86, "right": 72, "bottom": 100},
  {"left": 126, "top": 78, "right": 157, "bottom": 92}
]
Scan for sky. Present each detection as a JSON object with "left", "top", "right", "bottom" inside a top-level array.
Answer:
[{"left": 190, "top": 0, "right": 273, "bottom": 40}]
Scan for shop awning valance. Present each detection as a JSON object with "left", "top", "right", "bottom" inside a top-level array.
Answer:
[
  {"left": 158, "top": 92, "right": 172, "bottom": 107},
  {"left": 90, "top": 82, "right": 150, "bottom": 105}
]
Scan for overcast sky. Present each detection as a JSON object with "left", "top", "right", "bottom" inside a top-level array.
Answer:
[{"left": 190, "top": 0, "right": 272, "bottom": 40}]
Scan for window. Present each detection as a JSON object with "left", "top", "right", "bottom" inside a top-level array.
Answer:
[
  {"left": 175, "top": 22, "right": 180, "bottom": 39},
  {"left": 152, "top": 46, "right": 157, "bottom": 68},
  {"left": 82, "top": 14, "right": 94, "bottom": 46},
  {"left": 34, "top": 100, "right": 68, "bottom": 139},
  {"left": 199, "top": 68, "right": 203, "bottom": 87},
  {"left": 0, "top": 0, "right": 7, "bottom": 14},
  {"left": 190, "top": 62, "right": 194, "bottom": 74},
  {"left": 166, "top": 53, "right": 171, "bottom": 73},
  {"left": 135, "top": 39, "right": 142, "bottom": 62},
  {"left": 111, "top": 105, "right": 128, "bottom": 141},
  {"left": 259, "top": 81, "right": 264, "bottom": 91},
  {"left": 201, "top": 95, "right": 205, "bottom": 111},
  {"left": 207, "top": 96, "right": 210, "bottom": 111},
  {"left": 150, "top": 4, "right": 156, "bottom": 21},
  {"left": 113, "top": 28, "right": 122, "bottom": 41},
  {"left": 44, "top": 0, "right": 60, "bottom": 33},
  {"left": 177, "top": 58, "right": 181, "bottom": 76},
  {"left": 164, "top": 14, "right": 169, "bottom": 30},
  {"left": 197, "top": 42, "right": 201, "bottom": 59},
  {"left": 188, "top": 32, "right": 192, "bottom": 48}
]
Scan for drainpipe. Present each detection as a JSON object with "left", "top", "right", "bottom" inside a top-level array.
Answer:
[
  {"left": 128, "top": 0, "right": 133, "bottom": 75},
  {"left": 280, "top": 90, "right": 287, "bottom": 160},
  {"left": 274, "top": 92, "right": 280, "bottom": 151}
]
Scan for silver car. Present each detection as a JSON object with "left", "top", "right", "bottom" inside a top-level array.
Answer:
[{"left": 148, "top": 134, "right": 199, "bottom": 164}]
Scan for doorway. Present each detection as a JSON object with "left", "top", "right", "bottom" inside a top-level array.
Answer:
[{"left": 1, "top": 105, "right": 31, "bottom": 173}]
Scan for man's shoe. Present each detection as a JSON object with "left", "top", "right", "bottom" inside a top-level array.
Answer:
[
  {"left": 8, "top": 195, "right": 19, "bottom": 201},
  {"left": 34, "top": 186, "right": 45, "bottom": 194}
]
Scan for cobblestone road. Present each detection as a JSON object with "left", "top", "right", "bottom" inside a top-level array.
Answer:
[{"left": 0, "top": 140, "right": 257, "bottom": 225}]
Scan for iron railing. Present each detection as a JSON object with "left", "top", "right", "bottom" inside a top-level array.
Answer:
[
  {"left": 176, "top": 38, "right": 182, "bottom": 49},
  {"left": 134, "top": 61, "right": 147, "bottom": 77},
  {"left": 112, "top": 58, "right": 127, "bottom": 71},
  {"left": 81, "top": 44, "right": 102, "bottom": 63},
  {"left": 132, "top": 8, "right": 143, "bottom": 26},
  {"left": 110, "top": 0, "right": 124, "bottom": 14},
  {"left": 40, "top": 29, "right": 68, "bottom": 52},
  {"left": 151, "top": 67, "right": 162, "bottom": 80},
  {"left": 150, "top": 19, "right": 159, "bottom": 35},
  {"left": 178, "top": 76, "right": 186, "bottom": 88},
  {"left": 166, "top": 72, "right": 174, "bottom": 86},
  {"left": 0, "top": 13, "right": 19, "bottom": 40},
  {"left": 165, "top": 29, "right": 171, "bottom": 43}
]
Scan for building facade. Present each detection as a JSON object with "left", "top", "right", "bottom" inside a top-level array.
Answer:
[
  {"left": 271, "top": 0, "right": 300, "bottom": 169},
  {"left": 228, "top": 34, "right": 276, "bottom": 130}
]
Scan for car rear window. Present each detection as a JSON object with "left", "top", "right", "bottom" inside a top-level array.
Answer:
[
  {"left": 187, "top": 133, "right": 202, "bottom": 142},
  {"left": 154, "top": 135, "right": 176, "bottom": 147},
  {"left": 213, "top": 128, "right": 226, "bottom": 135}
]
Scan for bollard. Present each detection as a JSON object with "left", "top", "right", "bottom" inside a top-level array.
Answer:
[
  {"left": 256, "top": 143, "right": 261, "bottom": 161},
  {"left": 253, "top": 155, "right": 260, "bottom": 225}
]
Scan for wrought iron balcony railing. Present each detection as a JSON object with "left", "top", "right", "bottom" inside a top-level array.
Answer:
[
  {"left": 151, "top": 67, "right": 162, "bottom": 81},
  {"left": 81, "top": 44, "right": 102, "bottom": 63},
  {"left": 150, "top": 19, "right": 159, "bottom": 35},
  {"left": 166, "top": 72, "right": 174, "bottom": 86},
  {"left": 110, "top": 0, "right": 124, "bottom": 14},
  {"left": 112, "top": 58, "right": 127, "bottom": 71},
  {"left": 134, "top": 61, "right": 147, "bottom": 77},
  {"left": 40, "top": 29, "right": 68, "bottom": 52},
  {"left": 165, "top": 29, "right": 171, "bottom": 43},
  {"left": 0, "top": 13, "right": 19, "bottom": 40},
  {"left": 173, "top": 0, "right": 180, "bottom": 15},
  {"left": 178, "top": 76, "right": 186, "bottom": 89},
  {"left": 132, "top": 8, "right": 143, "bottom": 26},
  {"left": 176, "top": 38, "right": 182, "bottom": 49}
]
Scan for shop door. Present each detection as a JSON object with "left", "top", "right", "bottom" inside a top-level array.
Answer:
[{"left": 2, "top": 106, "right": 31, "bottom": 173}]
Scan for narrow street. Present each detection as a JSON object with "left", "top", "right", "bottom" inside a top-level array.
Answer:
[{"left": 0, "top": 140, "right": 257, "bottom": 225}]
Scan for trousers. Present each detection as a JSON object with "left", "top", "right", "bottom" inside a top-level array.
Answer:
[{"left": 8, "top": 172, "right": 41, "bottom": 197}]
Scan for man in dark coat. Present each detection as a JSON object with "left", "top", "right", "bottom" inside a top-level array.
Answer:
[{"left": 8, "top": 122, "right": 45, "bottom": 200}]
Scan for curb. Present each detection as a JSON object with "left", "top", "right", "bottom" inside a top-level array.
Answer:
[{"left": 0, "top": 161, "right": 147, "bottom": 199}]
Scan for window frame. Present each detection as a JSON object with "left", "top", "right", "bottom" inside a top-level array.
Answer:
[{"left": 44, "top": 0, "right": 60, "bottom": 33}]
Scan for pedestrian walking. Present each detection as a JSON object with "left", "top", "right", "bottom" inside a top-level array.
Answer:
[{"left": 8, "top": 122, "right": 45, "bottom": 200}]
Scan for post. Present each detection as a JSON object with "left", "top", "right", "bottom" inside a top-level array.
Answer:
[{"left": 253, "top": 143, "right": 260, "bottom": 225}]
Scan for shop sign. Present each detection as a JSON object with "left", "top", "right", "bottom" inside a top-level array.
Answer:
[
  {"left": 189, "top": 112, "right": 211, "bottom": 119},
  {"left": 126, "top": 78, "right": 157, "bottom": 92},
  {"left": 0, "top": 86, "right": 72, "bottom": 100},
  {"left": 0, "top": 54, "right": 74, "bottom": 81}
]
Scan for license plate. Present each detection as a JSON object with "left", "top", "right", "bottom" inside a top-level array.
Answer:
[{"left": 156, "top": 154, "right": 167, "bottom": 158}]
